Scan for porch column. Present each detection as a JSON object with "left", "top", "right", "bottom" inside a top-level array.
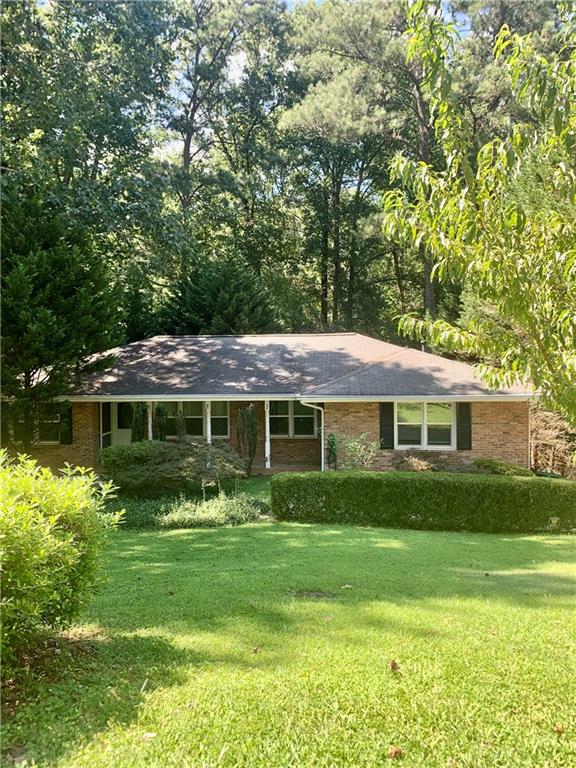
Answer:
[
  {"left": 147, "top": 402, "right": 153, "bottom": 440},
  {"left": 264, "top": 400, "right": 271, "bottom": 469},
  {"left": 206, "top": 401, "right": 212, "bottom": 444}
]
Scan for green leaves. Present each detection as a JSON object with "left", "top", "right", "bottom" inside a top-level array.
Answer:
[{"left": 382, "top": 2, "right": 576, "bottom": 425}]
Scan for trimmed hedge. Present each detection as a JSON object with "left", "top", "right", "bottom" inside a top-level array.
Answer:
[{"left": 271, "top": 471, "right": 576, "bottom": 533}]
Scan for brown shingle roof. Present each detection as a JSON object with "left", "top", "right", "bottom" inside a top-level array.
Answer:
[{"left": 68, "top": 333, "right": 531, "bottom": 399}]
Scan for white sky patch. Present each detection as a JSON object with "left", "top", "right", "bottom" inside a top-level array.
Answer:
[{"left": 227, "top": 49, "right": 247, "bottom": 85}]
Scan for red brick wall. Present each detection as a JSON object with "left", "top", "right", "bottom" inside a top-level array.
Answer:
[
  {"left": 28, "top": 403, "right": 100, "bottom": 472},
  {"left": 324, "top": 400, "right": 530, "bottom": 469},
  {"left": 27, "top": 399, "right": 529, "bottom": 475},
  {"left": 229, "top": 401, "right": 320, "bottom": 469}
]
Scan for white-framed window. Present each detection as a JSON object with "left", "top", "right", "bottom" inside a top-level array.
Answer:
[
  {"left": 37, "top": 407, "right": 61, "bottom": 444},
  {"left": 269, "top": 401, "right": 317, "bottom": 438},
  {"left": 159, "top": 402, "right": 230, "bottom": 439},
  {"left": 395, "top": 402, "right": 454, "bottom": 449},
  {"left": 183, "top": 402, "right": 204, "bottom": 436},
  {"left": 210, "top": 401, "right": 229, "bottom": 437},
  {"left": 12, "top": 405, "right": 65, "bottom": 445}
]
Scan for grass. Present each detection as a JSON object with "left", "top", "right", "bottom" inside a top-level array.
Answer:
[{"left": 2, "top": 523, "right": 575, "bottom": 767}]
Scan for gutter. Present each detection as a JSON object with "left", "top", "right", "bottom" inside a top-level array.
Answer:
[{"left": 299, "top": 400, "right": 325, "bottom": 472}]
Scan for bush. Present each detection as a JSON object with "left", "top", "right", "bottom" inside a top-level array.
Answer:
[
  {"left": 473, "top": 458, "right": 533, "bottom": 477},
  {"left": 271, "top": 471, "right": 576, "bottom": 533},
  {"left": 0, "top": 452, "right": 119, "bottom": 669},
  {"left": 107, "top": 492, "right": 268, "bottom": 529},
  {"left": 391, "top": 450, "right": 451, "bottom": 472},
  {"left": 329, "top": 433, "right": 379, "bottom": 470},
  {"left": 100, "top": 439, "right": 245, "bottom": 495},
  {"left": 158, "top": 493, "right": 262, "bottom": 529}
]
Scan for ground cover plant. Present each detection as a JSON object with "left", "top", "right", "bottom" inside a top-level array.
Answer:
[
  {"left": 272, "top": 471, "right": 576, "bottom": 533},
  {"left": 109, "top": 493, "right": 264, "bottom": 530},
  {"left": 106, "top": 476, "right": 272, "bottom": 529},
  {"left": 2, "top": 522, "right": 574, "bottom": 767}
]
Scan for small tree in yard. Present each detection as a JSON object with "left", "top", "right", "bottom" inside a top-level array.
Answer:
[
  {"left": 131, "top": 403, "right": 148, "bottom": 442},
  {"left": 153, "top": 403, "right": 168, "bottom": 441},
  {"left": 236, "top": 403, "right": 258, "bottom": 475}
]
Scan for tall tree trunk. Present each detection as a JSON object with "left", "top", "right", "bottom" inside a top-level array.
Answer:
[
  {"left": 22, "top": 371, "right": 34, "bottom": 452},
  {"left": 346, "top": 160, "right": 366, "bottom": 328},
  {"left": 412, "top": 73, "right": 437, "bottom": 316},
  {"left": 320, "top": 220, "right": 330, "bottom": 328},
  {"left": 331, "top": 167, "right": 342, "bottom": 326}
]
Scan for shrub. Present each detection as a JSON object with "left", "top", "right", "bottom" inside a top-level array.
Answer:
[
  {"left": 473, "top": 458, "right": 533, "bottom": 477},
  {"left": 236, "top": 403, "right": 258, "bottom": 475},
  {"left": 158, "top": 493, "right": 262, "bottom": 529},
  {"left": 0, "top": 452, "right": 119, "bottom": 669},
  {"left": 131, "top": 402, "right": 148, "bottom": 442},
  {"left": 271, "top": 471, "right": 576, "bottom": 533},
  {"left": 330, "top": 433, "right": 379, "bottom": 470},
  {"left": 153, "top": 403, "right": 168, "bottom": 441},
  {"left": 100, "top": 439, "right": 245, "bottom": 495},
  {"left": 391, "top": 450, "right": 451, "bottom": 472}
]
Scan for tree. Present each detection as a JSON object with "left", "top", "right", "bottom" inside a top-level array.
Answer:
[
  {"left": 383, "top": 1, "right": 576, "bottom": 423},
  {"left": 236, "top": 403, "right": 258, "bottom": 475},
  {"left": 161, "top": 260, "right": 277, "bottom": 335},
  {"left": 1, "top": 193, "right": 120, "bottom": 449}
]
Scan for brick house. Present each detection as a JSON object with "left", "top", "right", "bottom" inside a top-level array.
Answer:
[{"left": 18, "top": 333, "right": 532, "bottom": 472}]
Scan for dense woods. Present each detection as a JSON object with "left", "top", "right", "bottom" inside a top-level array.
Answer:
[{"left": 2, "top": 0, "right": 575, "bottom": 426}]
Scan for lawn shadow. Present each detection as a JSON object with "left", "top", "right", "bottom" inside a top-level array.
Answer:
[{"left": 1, "top": 625, "right": 278, "bottom": 767}]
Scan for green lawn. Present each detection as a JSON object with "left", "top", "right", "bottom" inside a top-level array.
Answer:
[{"left": 3, "top": 523, "right": 575, "bottom": 767}]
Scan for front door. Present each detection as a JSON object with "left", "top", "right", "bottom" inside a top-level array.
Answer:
[{"left": 112, "top": 403, "right": 133, "bottom": 444}]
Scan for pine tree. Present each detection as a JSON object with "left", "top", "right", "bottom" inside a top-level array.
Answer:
[
  {"left": 1, "top": 192, "right": 121, "bottom": 449},
  {"left": 162, "top": 260, "right": 277, "bottom": 335}
]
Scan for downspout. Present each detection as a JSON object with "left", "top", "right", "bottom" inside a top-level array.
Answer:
[{"left": 299, "top": 400, "right": 325, "bottom": 472}]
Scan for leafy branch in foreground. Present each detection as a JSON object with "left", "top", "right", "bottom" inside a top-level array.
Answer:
[{"left": 383, "top": 0, "right": 576, "bottom": 424}]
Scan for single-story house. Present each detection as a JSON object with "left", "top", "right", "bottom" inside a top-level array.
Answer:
[{"left": 22, "top": 333, "right": 532, "bottom": 472}]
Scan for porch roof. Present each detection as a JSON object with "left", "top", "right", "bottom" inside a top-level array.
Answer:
[{"left": 66, "top": 333, "right": 531, "bottom": 401}]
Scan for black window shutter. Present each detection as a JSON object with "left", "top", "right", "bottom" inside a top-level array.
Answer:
[
  {"left": 456, "top": 403, "right": 472, "bottom": 450},
  {"left": 380, "top": 403, "right": 394, "bottom": 449},
  {"left": 59, "top": 402, "right": 74, "bottom": 445}
]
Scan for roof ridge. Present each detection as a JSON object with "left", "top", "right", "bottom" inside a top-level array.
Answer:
[{"left": 303, "top": 348, "right": 407, "bottom": 394}]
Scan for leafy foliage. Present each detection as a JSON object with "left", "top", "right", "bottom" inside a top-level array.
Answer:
[
  {"left": 161, "top": 260, "right": 276, "bottom": 335},
  {"left": 0, "top": 195, "right": 120, "bottom": 448},
  {"left": 271, "top": 470, "right": 576, "bottom": 533},
  {"left": 330, "top": 432, "right": 379, "bottom": 470},
  {"left": 100, "top": 440, "right": 245, "bottom": 496},
  {"left": 383, "top": 2, "right": 576, "bottom": 423},
  {"left": 130, "top": 403, "right": 148, "bottom": 443},
  {"left": 472, "top": 458, "right": 533, "bottom": 477},
  {"left": 0, "top": 452, "right": 119, "bottom": 670},
  {"left": 158, "top": 493, "right": 262, "bottom": 530}
]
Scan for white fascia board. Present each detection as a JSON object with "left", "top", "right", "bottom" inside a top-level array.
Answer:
[
  {"left": 61, "top": 392, "right": 533, "bottom": 403},
  {"left": 62, "top": 393, "right": 301, "bottom": 402},
  {"left": 299, "top": 394, "right": 533, "bottom": 403}
]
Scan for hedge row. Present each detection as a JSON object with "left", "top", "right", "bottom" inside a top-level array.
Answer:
[{"left": 271, "top": 471, "right": 576, "bottom": 533}]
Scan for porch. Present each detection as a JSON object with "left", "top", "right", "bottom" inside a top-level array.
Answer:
[{"left": 99, "top": 399, "right": 323, "bottom": 473}]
